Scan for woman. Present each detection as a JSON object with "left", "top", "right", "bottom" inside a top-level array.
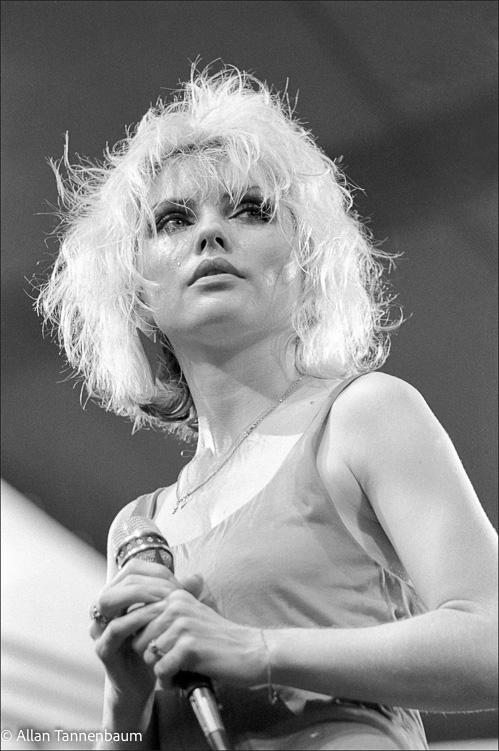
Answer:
[{"left": 38, "top": 67, "right": 497, "bottom": 750}]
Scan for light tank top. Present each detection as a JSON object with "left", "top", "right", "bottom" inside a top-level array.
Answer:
[{"left": 131, "top": 376, "right": 429, "bottom": 750}]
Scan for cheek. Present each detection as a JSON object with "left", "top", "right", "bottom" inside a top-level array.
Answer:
[
  {"left": 280, "top": 257, "right": 300, "bottom": 284},
  {"left": 139, "top": 246, "right": 179, "bottom": 320},
  {"left": 278, "top": 262, "right": 302, "bottom": 309},
  {"left": 257, "top": 235, "right": 297, "bottom": 288},
  {"left": 259, "top": 249, "right": 301, "bottom": 315},
  {"left": 262, "top": 259, "right": 297, "bottom": 292},
  {"left": 141, "top": 234, "right": 188, "bottom": 280}
]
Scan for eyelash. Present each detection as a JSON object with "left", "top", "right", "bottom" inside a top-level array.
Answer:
[
  {"left": 234, "top": 201, "right": 273, "bottom": 222},
  {"left": 154, "top": 200, "right": 273, "bottom": 233},
  {"left": 155, "top": 212, "right": 191, "bottom": 233}
]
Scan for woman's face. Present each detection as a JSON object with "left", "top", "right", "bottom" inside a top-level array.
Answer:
[{"left": 141, "top": 168, "right": 300, "bottom": 351}]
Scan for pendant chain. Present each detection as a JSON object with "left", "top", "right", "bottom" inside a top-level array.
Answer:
[{"left": 173, "top": 375, "right": 306, "bottom": 514}]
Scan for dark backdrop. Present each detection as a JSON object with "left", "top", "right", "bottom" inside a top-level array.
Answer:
[{"left": 2, "top": 1, "right": 497, "bottom": 743}]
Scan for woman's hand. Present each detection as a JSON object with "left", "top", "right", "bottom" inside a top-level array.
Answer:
[
  {"left": 90, "top": 559, "right": 202, "bottom": 703},
  {"left": 132, "top": 589, "right": 266, "bottom": 689}
]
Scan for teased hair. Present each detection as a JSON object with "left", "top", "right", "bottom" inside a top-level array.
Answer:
[{"left": 36, "top": 64, "right": 401, "bottom": 442}]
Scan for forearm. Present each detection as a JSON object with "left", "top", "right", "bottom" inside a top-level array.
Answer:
[
  {"left": 266, "top": 607, "right": 498, "bottom": 712},
  {"left": 95, "top": 684, "right": 157, "bottom": 750}
]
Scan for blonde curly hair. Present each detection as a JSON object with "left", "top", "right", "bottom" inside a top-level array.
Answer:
[{"left": 37, "top": 65, "right": 400, "bottom": 442}]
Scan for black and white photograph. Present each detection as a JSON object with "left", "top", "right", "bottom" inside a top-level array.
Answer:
[{"left": 2, "top": 2, "right": 498, "bottom": 750}]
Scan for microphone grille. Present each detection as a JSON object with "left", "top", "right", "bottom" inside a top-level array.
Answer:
[
  {"left": 112, "top": 515, "right": 163, "bottom": 551},
  {"left": 112, "top": 515, "right": 173, "bottom": 571}
]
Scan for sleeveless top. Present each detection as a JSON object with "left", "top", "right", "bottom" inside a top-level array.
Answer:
[{"left": 130, "top": 376, "right": 429, "bottom": 750}]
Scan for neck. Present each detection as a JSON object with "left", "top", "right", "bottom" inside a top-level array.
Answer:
[{"left": 170, "top": 333, "right": 301, "bottom": 455}]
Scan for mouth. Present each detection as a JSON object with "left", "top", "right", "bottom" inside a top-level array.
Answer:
[{"left": 189, "top": 258, "right": 243, "bottom": 285}]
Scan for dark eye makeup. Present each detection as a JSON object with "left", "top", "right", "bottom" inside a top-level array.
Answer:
[
  {"left": 155, "top": 208, "right": 193, "bottom": 233},
  {"left": 232, "top": 196, "right": 273, "bottom": 222},
  {"left": 152, "top": 194, "right": 274, "bottom": 234}
]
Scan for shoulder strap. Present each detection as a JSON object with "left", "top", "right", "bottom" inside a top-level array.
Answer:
[
  {"left": 328, "top": 373, "right": 365, "bottom": 407},
  {"left": 127, "top": 377, "right": 363, "bottom": 521},
  {"left": 316, "top": 372, "right": 414, "bottom": 579},
  {"left": 130, "top": 487, "right": 164, "bottom": 520}
]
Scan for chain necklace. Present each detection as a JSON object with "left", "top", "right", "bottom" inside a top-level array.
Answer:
[{"left": 172, "top": 375, "right": 306, "bottom": 514}]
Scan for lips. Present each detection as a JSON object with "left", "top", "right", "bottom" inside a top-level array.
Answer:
[{"left": 189, "top": 258, "right": 243, "bottom": 285}]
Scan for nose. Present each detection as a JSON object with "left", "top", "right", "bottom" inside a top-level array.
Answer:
[
  {"left": 199, "top": 232, "right": 226, "bottom": 252},
  {"left": 195, "top": 213, "right": 230, "bottom": 255}
]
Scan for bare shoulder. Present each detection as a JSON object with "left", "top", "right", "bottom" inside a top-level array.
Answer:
[
  {"left": 331, "top": 372, "right": 434, "bottom": 434},
  {"left": 341, "top": 371, "right": 426, "bottom": 407},
  {"left": 319, "top": 372, "right": 448, "bottom": 488}
]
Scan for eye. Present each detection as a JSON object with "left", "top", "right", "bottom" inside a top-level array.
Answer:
[
  {"left": 155, "top": 210, "right": 193, "bottom": 233},
  {"left": 232, "top": 199, "right": 273, "bottom": 223}
]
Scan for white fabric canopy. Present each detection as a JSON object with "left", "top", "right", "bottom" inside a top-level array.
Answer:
[{"left": 1, "top": 480, "right": 106, "bottom": 745}]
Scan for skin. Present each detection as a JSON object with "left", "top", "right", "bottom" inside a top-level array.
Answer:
[
  {"left": 91, "top": 171, "right": 498, "bottom": 748},
  {"left": 140, "top": 168, "right": 302, "bottom": 459},
  {"left": 142, "top": 175, "right": 299, "bottom": 350}
]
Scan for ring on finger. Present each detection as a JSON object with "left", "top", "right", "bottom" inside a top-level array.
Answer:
[
  {"left": 90, "top": 604, "right": 111, "bottom": 628},
  {"left": 148, "top": 639, "right": 166, "bottom": 659}
]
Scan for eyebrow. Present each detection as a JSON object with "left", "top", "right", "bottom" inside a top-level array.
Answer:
[
  {"left": 151, "top": 187, "right": 263, "bottom": 216},
  {"left": 151, "top": 198, "right": 195, "bottom": 216}
]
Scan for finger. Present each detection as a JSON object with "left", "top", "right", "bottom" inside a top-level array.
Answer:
[
  {"left": 131, "top": 608, "right": 175, "bottom": 656},
  {"left": 180, "top": 574, "right": 203, "bottom": 599},
  {"left": 112, "top": 559, "right": 177, "bottom": 581},
  {"left": 90, "top": 599, "right": 164, "bottom": 644},
  {"left": 142, "top": 638, "right": 169, "bottom": 668},
  {"left": 97, "top": 578, "right": 177, "bottom": 619},
  {"left": 153, "top": 639, "right": 193, "bottom": 688},
  {"left": 93, "top": 600, "right": 166, "bottom": 656},
  {"left": 132, "top": 590, "right": 195, "bottom": 655}
]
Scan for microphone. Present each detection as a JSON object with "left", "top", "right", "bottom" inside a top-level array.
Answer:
[{"left": 112, "top": 516, "right": 232, "bottom": 751}]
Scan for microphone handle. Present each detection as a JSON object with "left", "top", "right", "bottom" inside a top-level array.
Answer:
[
  {"left": 173, "top": 670, "right": 212, "bottom": 694},
  {"left": 113, "top": 529, "right": 232, "bottom": 749},
  {"left": 174, "top": 673, "right": 231, "bottom": 751}
]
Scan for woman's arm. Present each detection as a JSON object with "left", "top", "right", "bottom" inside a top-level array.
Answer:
[
  {"left": 136, "top": 374, "right": 497, "bottom": 712},
  {"left": 266, "top": 604, "right": 496, "bottom": 711},
  {"left": 264, "top": 373, "right": 497, "bottom": 711},
  {"left": 92, "top": 503, "right": 164, "bottom": 750},
  {"left": 95, "top": 675, "right": 157, "bottom": 750}
]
